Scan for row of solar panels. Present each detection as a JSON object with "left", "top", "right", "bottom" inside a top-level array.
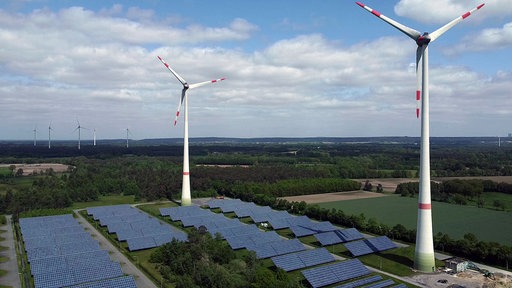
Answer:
[
  {"left": 202, "top": 199, "right": 403, "bottom": 287},
  {"left": 87, "top": 204, "right": 187, "bottom": 251},
  {"left": 19, "top": 214, "right": 137, "bottom": 288},
  {"left": 160, "top": 205, "right": 310, "bottom": 259},
  {"left": 206, "top": 199, "right": 398, "bottom": 254}
]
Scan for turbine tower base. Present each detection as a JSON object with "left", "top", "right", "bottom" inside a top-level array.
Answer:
[{"left": 414, "top": 252, "right": 436, "bottom": 273}]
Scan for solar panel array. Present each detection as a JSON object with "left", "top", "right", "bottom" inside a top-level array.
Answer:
[
  {"left": 332, "top": 275, "right": 383, "bottom": 288},
  {"left": 246, "top": 238, "right": 306, "bottom": 259},
  {"left": 206, "top": 199, "right": 277, "bottom": 221},
  {"left": 87, "top": 204, "right": 187, "bottom": 251},
  {"left": 314, "top": 228, "right": 365, "bottom": 246},
  {"left": 225, "top": 230, "right": 281, "bottom": 250},
  {"left": 161, "top": 205, "right": 256, "bottom": 239},
  {"left": 19, "top": 214, "right": 136, "bottom": 288},
  {"left": 68, "top": 275, "right": 137, "bottom": 288},
  {"left": 271, "top": 248, "right": 335, "bottom": 271},
  {"left": 344, "top": 236, "right": 397, "bottom": 257},
  {"left": 301, "top": 259, "right": 371, "bottom": 288}
]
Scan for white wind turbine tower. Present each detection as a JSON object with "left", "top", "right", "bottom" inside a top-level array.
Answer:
[
  {"left": 48, "top": 122, "right": 53, "bottom": 149},
  {"left": 125, "top": 128, "right": 131, "bottom": 148},
  {"left": 93, "top": 129, "right": 97, "bottom": 146},
  {"left": 157, "top": 55, "right": 226, "bottom": 206},
  {"left": 73, "top": 120, "right": 87, "bottom": 150},
  {"left": 356, "top": 2, "right": 485, "bottom": 272},
  {"left": 33, "top": 125, "right": 38, "bottom": 146}
]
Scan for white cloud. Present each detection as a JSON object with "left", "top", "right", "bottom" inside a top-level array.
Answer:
[{"left": 394, "top": 0, "right": 512, "bottom": 24}]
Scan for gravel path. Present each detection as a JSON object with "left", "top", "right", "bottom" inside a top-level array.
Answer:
[{"left": 74, "top": 210, "right": 157, "bottom": 288}]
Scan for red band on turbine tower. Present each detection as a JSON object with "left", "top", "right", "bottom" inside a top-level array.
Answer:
[
  {"left": 183, "top": 172, "right": 190, "bottom": 176},
  {"left": 419, "top": 203, "right": 431, "bottom": 210}
]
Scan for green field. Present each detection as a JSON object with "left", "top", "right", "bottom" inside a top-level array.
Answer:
[
  {"left": 318, "top": 194, "right": 512, "bottom": 245},
  {"left": 71, "top": 195, "right": 137, "bottom": 209}
]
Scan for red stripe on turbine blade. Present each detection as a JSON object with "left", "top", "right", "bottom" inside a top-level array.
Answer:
[
  {"left": 477, "top": 4, "right": 485, "bottom": 9},
  {"left": 183, "top": 172, "right": 190, "bottom": 176},
  {"left": 416, "top": 108, "right": 420, "bottom": 118},
  {"left": 419, "top": 203, "right": 431, "bottom": 210},
  {"left": 416, "top": 91, "right": 420, "bottom": 101},
  {"left": 462, "top": 12, "right": 471, "bottom": 19},
  {"left": 157, "top": 56, "right": 162, "bottom": 60},
  {"left": 371, "top": 10, "right": 381, "bottom": 17},
  {"left": 356, "top": 2, "right": 365, "bottom": 8}
]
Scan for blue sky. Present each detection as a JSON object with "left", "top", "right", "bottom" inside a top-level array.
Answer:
[{"left": 1, "top": 0, "right": 511, "bottom": 140}]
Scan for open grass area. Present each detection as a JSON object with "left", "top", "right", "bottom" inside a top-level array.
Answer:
[
  {"left": 478, "top": 192, "right": 512, "bottom": 212},
  {"left": 317, "top": 195, "right": 512, "bottom": 245},
  {"left": 72, "top": 195, "right": 137, "bottom": 209}
]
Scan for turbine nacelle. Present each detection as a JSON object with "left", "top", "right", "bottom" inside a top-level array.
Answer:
[{"left": 416, "top": 33, "right": 431, "bottom": 46}]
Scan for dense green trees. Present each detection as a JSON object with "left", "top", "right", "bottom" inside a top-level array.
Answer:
[
  {"left": 150, "top": 229, "right": 303, "bottom": 288},
  {"left": 395, "top": 179, "right": 510, "bottom": 209}
]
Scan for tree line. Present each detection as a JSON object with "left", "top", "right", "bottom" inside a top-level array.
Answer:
[{"left": 395, "top": 179, "right": 511, "bottom": 209}]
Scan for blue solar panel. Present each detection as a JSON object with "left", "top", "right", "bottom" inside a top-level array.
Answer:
[
  {"left": 271, "top": 248, "right": 335, "bottom": 271},
  {"left": 333, "top": 275, "right": 383, "bottom": 288},
  {"left": 21, "top": 214, "right": 133, "bottom": 288},
  {"left": 301, "top": 259, "right": 371, "bottom": 288},
  {"left": 289, "top": 225, "right": 317, "bottom": 237},
  {"left": 127, "top": 236, "right": 157, "bottom": 251},
  {"left": 67, "top": 275, "right": 137, "bottom": 288},
  {"left": 225, "top": 230, "right": 281, "bottom": 250},
  {"left": 315, "top": 228, "right": 365, "bottom": 246},
  {"left": 365, "top": 279, "right": 396, "bottom": 288},
  {"left": 344, "top": 236, "right": 397, "bottom": 257},
  {"left": 336, "top": 228, "right": 364, "bottom": 242},
  {"left": 248, "top": 238, "right": 306, "bottom": 259},
  {"left": 315, "top": 231, "right": 343, "bottom": 246}
]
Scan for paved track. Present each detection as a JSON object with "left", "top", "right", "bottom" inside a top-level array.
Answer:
[{"left": 74, "top": 210, "right": 158, "bottom": 288}]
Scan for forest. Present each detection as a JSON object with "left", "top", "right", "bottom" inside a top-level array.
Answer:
[{"left": 1, "top": 139, "right": 512, "bottom": 269}]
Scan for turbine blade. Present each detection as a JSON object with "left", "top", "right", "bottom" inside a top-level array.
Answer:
[
  {"left": 189, "top": 77, "right": 226, "bottom": 89},
  {"left": 356, "top": 2, "right": 421, "bottom": 40},
  {"left": 415, "top": 46, "right": 425, "bottom": 119},
  {"left": 429, "top": 4, "right": 485, "bottom": 42},
  {"left": 157, "top": 56, "right": 187, "bottom": 85},
  {"left": 174, "top": 89, "right": 187, "bottom": 126}
]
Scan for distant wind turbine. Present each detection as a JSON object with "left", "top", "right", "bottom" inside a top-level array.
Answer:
[
  {"left": 157, "top": 55, "right": 226, "bottom": 206},
  {"left": 48, "top": 122, "right": 53, "bottom": 149},
  {"left": 33, "top": 125, "right": 37, "bottom": 146},
  {"left": 73, "top": 119, "right": 87, "bottom": 150},
  {"left": 93, "top": 129, "right": 97, "bottom": 146},
  {"left": 125, "top": 128, "right": 131, "bottom": 148},
  {"left": 356, "top": 1, "right": 485, "bottom": 272}
]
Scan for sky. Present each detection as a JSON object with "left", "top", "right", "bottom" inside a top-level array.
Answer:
[{"left": 1, "top": 0, "right": 511, "bottom": 140}]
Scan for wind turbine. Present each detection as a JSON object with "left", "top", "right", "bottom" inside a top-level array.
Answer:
[
  {"left": 356, "top": 2, "right": 485, "bottom": 272},
  {"left": 125, "top": 128, "right": 131, "bottom": 148},
  {"left": 48, "top": 122, "right": 53, "bottom": 149},
  {"left": 157, "top": 55, "right": 226, "bottom": 206},
  {"left": 93, "top": 129, "right": 97, "bottom": 146},
  {"left": 73, "top": 120, "right": 87, "bottom": 150},
  {"left": 33, "top": 125, "right": 37, "bottom": 146}
]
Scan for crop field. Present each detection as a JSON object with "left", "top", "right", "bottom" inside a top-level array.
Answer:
[{"left": 317, "top": 195, "right": 512, "bottom": 245}]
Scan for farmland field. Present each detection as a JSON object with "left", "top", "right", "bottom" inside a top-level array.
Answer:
[{"left": 317, "top": 194, "right": 512, "bottom": 246}]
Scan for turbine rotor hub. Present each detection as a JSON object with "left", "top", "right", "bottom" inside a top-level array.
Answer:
[{"left": 416, "top": 32, "right": 431, "bottom": 46}]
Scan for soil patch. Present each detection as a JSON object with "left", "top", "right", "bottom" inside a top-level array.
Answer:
[
  {"left": 0, "top": 163, "right": 71, "bottom": 176},
  {"left": 281, "top": 190, "right": 388, "bottom": 204}
]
